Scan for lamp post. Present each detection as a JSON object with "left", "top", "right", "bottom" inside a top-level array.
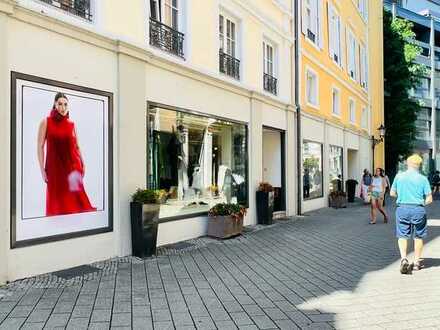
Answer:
[{"left": 372, "top": 124, "right": 386, "bottom": 171}]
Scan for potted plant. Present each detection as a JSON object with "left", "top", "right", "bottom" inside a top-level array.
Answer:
[
  {"left": 130, "top": 188, "right": 161, "bottom": 258},
  {"left": 329, "top": 190, "right": 347, "bottom": 209},
  {"left": 207, "top": 203, "right": 247, "bottom": 239},
  {"left": 256, "top": 182, "right": 275, "bottom": 225}
]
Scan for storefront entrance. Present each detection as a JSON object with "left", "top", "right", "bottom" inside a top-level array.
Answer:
[{"left": 262, "top": 127, "right": 286, "bottom": 216}]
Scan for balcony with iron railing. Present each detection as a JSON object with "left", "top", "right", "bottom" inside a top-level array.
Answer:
[
  {"left": 149, "top": 18, "right": 184, "bottom": 58},
  {"left": 263, "top": 73, "right": 277, "bottom": 95},
  {"left": 40, "top": 0, "right": 92, "bottom": 21},
  {"left": 219, "top": 51, "right": 240, "bottom": 80}
]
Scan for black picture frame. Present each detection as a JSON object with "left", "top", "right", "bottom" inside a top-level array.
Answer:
[{"left": 10, "top": 71, "right": 114, "bottom": 249}]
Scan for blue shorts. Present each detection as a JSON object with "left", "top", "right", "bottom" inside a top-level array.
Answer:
[{"left": 395, "top": 205, "right": 427, "bottom": 239}]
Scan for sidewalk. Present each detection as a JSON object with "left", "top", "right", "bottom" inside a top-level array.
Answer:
[{"left": 1, "top": 201, "right": 440, "bottom": 329}]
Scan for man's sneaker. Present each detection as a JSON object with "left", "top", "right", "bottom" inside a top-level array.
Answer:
[
  {"left": 400, "top": 258, "right": 411, "bottom": 274},
  {"left": 413, "top": 259, "right": 424, "bottom": 271}
]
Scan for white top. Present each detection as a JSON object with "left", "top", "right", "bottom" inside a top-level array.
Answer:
[{"left": 372, "top": 176, "right": 384, "bottom": 193}]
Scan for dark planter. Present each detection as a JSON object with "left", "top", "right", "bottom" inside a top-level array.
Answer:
[
  {"left": 329, "top": 195, "right": 347, "bottom": 208},
  {"left": 256, "top": 191, "right": 274, "bottom": 225},
  {"left": 346, "top": 179, "right": 358, "bottom": 203},
  {"left": 130, "top": 202, "right": 160, "bottom": 258},
  {"left": 207, "top": 215, "right": 244, "bottom": 239}
]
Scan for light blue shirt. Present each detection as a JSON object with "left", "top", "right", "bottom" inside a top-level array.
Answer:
[{"left": 391, "top": 169, "right": 431, "bottom": 205}]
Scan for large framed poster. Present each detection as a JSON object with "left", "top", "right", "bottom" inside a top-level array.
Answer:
[{"left": 11, "top": 72, "right": 113, "bottom": 248}]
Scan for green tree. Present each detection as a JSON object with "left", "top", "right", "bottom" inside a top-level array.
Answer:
[{"left": 383, "top": 9, "right": 426, "bottom": 179}]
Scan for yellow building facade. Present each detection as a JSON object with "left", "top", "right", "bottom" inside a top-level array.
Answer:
[{"left": 299, "top": 0, "right": 384, "bottom": 211}]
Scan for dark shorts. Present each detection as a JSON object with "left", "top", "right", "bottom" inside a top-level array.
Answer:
[{"left": 395, "top": 205, "right": 427, "bottom": 239}]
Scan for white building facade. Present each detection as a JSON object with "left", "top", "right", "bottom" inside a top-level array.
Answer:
[{"left": 0, "top": 0, "right": 296, "bottom": 283}]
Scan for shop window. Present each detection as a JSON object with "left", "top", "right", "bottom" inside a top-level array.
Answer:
[
  {"left": 303, "top": 141, "right": 323, "bottom": 200},
  {"left": 147, "top": 105, "right": 248, "bottom": 220},
  {"left": 329, "top": 145, "right": 343, "bottom": 192}
]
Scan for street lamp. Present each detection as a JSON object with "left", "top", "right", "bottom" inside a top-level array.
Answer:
[{"left": 372, "top": 124, "right": 386, "bottom": 170}]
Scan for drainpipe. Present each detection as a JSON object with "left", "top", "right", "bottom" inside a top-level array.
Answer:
[
  {"left": 293, "top": 0, "right": 302, "bottom": 215},
  {"left": 430, "top": 16, "right": 437, "bottom": 170}
]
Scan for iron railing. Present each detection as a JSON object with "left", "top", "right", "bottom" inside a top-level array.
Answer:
[
  {"left": 40, "top": 0, "right": 92, "bottom": 21},
  {"left": 149, "top": 18, "right": 185, "bottom": 58},
  {"left": 263, "top": 73, "right": 277, "bottom": 95},
  {"left": 219, "top": 51, "right": 240, "bottom": 80}
]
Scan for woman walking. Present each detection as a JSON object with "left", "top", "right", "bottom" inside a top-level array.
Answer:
[
  {"left": 380, "top": 168, "right": 391, "bottom": 206},
  {"left": 369, "top": 168, "right": 388, "bottom": 224}
]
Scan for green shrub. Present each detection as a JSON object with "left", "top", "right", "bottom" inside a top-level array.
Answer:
[
  {"left": 132, "top": 188, "right": 157, "bottom": 204},
  {"left": 208, "top": 203, "right": 247, "bottom": 221}
]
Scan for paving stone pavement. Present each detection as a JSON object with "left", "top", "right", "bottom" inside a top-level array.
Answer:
[{"left": 1, "top": 200, "right": 440, "bottom": 329}]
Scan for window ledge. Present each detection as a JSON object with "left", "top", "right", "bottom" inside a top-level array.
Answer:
[
  {"left": 331, "top": 112, "right": 342, "bottom": 119},
  {"left": 304, "top": 37, "right": 321, "bottom": 52},
  {"left": 19, "top": 0, "right": 95, "bottom": 26},
  {"left": 306, "top": 102, "right": 320, "bottom": 110}
]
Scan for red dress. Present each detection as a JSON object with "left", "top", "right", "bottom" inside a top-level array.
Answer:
[{"left": 45, "top": 109, "right": 96, "bottom": 216}]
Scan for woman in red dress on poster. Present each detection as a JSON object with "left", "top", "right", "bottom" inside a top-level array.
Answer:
[{"left": 37, "top": 92, "right": 96, "bottom": 216}]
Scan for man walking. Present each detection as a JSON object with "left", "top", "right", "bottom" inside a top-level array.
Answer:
[{"left": 390, "top": 154, "right": 432, "bottom": 274}]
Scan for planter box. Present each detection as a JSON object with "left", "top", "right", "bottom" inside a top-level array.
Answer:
[
  {"left": 208, "top": 215, "right": 243, "bottom": 239},
  {"left": 130, "top": 202, "right": 160, "bottom": 258},
  {"left": 329, "top": 196, "right": 347, "bottom": 209},
  {"left": 256, "top": 191, "right": 274, "bottom": 225}
]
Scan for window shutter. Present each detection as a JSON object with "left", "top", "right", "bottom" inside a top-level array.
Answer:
[
  {"left": 340, "top": 21, "right": 346, "bottom": 69},
  {"left": 317, "top": 0, "right": 324, "bottom": 49},
  {"left": 302, "top": 0, "right": 307, "bottom": 35},
  {"left": 356, "top": 41, "right": 360, "bottom": 82},
  {"left": 327, "top": 2, "right": 334, "bottom": 59}
]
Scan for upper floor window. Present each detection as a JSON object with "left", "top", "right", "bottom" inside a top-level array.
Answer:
[
  {"left": 306, "top": 69, "right": 319, "bottom": 107},
  {"left": 328, "top": 3, "right": 342, "bottom": 66},
  {"left": 332, "top": 87, "right": 340, "bottom": 116},
  {"left": 359, "top": 44, "right": 368, "bottom": 89},
  {"left": 263, "top": 41, "right": 277, "bottom": 95},
  {"left": 302, "top": 0, "right": 323, "bottom": 48},
  {"left": 149, "top": 0, "right": 184, "bottom": 57},
  {"left": 40, "top": 0, "right": 92, "bottom": 21},
  {"left": 358, "top": 0, "right": 368, "bottom": 20},
  {"left": 361, "top": 107, "right": 368, "bottom": 130},
  {"left": 349, "top": 98, "right": 356, "bottom": 123},
  {"left": 347, "top": 30, "right": 358, "bottom": 81},
  {"left": 219, "top": 13, "right": 240, "bottom": 80},
  {"left": 150, "top": 0, "right": 178, "bottom": 29}
]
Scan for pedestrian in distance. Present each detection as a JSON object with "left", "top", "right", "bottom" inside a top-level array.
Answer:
[
  {"left": 368, "top": 168, "right": 388, "bottom": 224},
  {"left": 380, "top": 168, "right": 391, "bottom": 206},
  {"left": 360, "top": 169, "right": 372, "bottom": 204},
  {"left": 390, "top": 154, "right": 433, "bottom": 274},
  {"left": 431, "top": 170, "right": 440, "bottom": 194}
]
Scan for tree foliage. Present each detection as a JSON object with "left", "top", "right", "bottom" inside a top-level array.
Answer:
[{"left": 383, "top": 9, "right": 426, "bottom": 178}]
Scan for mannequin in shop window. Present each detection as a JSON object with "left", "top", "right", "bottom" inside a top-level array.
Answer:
[{"left": 176, "top": 124, "right": 189, "bottom": 200}]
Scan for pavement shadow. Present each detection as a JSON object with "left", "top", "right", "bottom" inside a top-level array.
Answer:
[
  {"left": 292, "top": 200, "right": 440, "bottom": 328},
  {"left": 421, "top": 258, "right": 440, "bottom": 269}
]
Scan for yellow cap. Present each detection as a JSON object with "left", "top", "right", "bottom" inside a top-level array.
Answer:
[{"left": 407, "top": 154, "right": 423, "bottom": 165}]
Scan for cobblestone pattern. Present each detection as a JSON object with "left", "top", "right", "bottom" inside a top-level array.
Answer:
[{"left": 1, "top": 201, "right": 440, "bottom": 329}]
